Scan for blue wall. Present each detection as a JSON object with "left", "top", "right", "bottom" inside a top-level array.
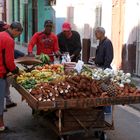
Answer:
[{"left": 55, "top": 17, "right": 66, "bottom": 34}]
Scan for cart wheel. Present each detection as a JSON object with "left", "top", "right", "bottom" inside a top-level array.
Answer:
[{"left": 100, "top": 132, "right": 107, "bottom": 140}]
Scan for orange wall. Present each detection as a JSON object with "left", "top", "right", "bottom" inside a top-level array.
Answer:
[{"left": 111, "top": 0, "right": 125, "bottom": 69}]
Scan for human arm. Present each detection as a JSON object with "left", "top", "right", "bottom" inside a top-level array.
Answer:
[
  {"left": 4, "top": 40, "right": 17, "bottom": 73},
  {"left": 103, "top": 41, "right": 113, "bottom": 68},
  {"left": 28, "top": 33, "right": 38, "bottom": 55},
  {"left": 72, "top": 32, "right": 82, "bottom": 57}
]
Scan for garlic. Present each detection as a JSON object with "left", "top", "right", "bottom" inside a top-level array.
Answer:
[
  {"left": 60, "top": 90, "right": 64, "bottom": 94},
  {"left": 67, "top": 85, "right": 71, "bottom": 89},
  {"left": 125, "top": 79, "right": 131, "bottom": 84},
  {"left": 38, "top": 97, "right": 42, "bottom": 101},
  {"left": 65, "top": 89, "right": 68, "bottom": 93},
  {"left": 55, "top": 94, "right": 59, "bottom": 97},
  {"left": 119, "top": 83, "right": 124, "bottom": 87},
  {"left": 62, "top": 83, "right": 65, "bottom": 86},
  {"left": 125, "top": 73, "right": 131, "bottom": 78},
  {"left": 96, "top": 76, "right": 101, "bottom": 80},
  {"left": 43, "top": 99, "right": 47, "bottom": 102},
  {"left": 116, "top": 76, "right": 120, "bottom": 81},
  {"left": 47, "top": 99, "right": 51, "bottom": 101}
]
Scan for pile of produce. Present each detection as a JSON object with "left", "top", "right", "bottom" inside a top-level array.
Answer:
[
  {"left": 35, "top": 53, "right": 50, "bottom": 65},
  {"left": 30, "top": 74, "right": 140, "bottom": 101},
  {"left": 16, "top": 64, "right": 64, "bottom": 89},
  {"left": 16, "top": 63, "right": 140, "bottom": 102},
  {"left": 81, "top": 67, "right": 132, "bottom": 87}
]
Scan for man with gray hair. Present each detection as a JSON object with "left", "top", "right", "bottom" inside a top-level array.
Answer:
[
  {"left": 94, "top": 27, "right": 114, "bottom": 114},
  {"left": 94, "top": 27, "right": 113, "bottom": 69}
]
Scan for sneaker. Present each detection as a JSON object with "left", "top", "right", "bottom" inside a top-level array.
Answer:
[
  {"left": 0, "top": 126, "right": 9, "bottom": 133},
  {"left": 0, "top": 126, "right": 5, "bottom": 131},
  {"left": 6, "top": 102, "right": 17, "bottom": 108}
]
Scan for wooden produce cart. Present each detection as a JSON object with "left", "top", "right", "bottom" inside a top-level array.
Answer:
[{"left": 11, "top": 79, "right": 140, "bottom": 140}]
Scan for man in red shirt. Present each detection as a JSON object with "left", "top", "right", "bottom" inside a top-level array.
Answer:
[
  {"left": 28, "top": 20, "right": 60, "bottom": 62},
  {"left": 0, "top": 21, "right": 24, "bottom": 111},
  {"left": 0, "top": 21, "right": 23, "bottom": 131}
]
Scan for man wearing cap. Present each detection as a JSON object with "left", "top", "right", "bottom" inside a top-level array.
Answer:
[
  {"left": 0, "top": 21, "right": 23, "bottom": 131},
  {"left": 28, "top": 20, "right": 60, "bottom": 62},
  {"left": 57, "top": 22, "right": 82, "bottom": 62}
]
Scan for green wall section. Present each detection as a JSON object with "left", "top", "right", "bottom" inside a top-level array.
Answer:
[
  {"left": 38, "top": 0, "right": 45, "bottom": 31},
  {"left": 19, "top": 0, "right": 25, "bottom": 42},
  {"left": 9, "top": 0, "right": 55, "bottom": 43},
  {"left": 14, "top": 0, "right": 18, "bottom": 21},
  {"left": 37, "top": 1, "right": 55, "bottom": 31},
  {"left": 14, "top": 0, "right": 18, "bottom": 41},
  {"left": 28, "top": 0, "right": 33, "bottom": 40}
]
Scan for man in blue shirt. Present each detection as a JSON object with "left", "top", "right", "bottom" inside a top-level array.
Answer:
[
  {"left": 94, "top": 27, "right": 113, "bottom": 69},
  {"left": 94, "top": 27, "right": 114, "bottom": 114}
]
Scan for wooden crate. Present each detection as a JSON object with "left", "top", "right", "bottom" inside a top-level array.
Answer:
[
  {"left": 38, "top": 96, "right": 140, "bottom": 110},
  {"left": 12, "top": 80, "right": 140, "bottom": 110},
  {"left": 55, "top": 108, "right": 105, "bottom": 133},
  {"left": 12, "top": 80, "right": 38, "bottom": 109}
]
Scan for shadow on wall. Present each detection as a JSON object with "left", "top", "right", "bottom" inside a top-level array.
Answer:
[{"left": 121, "top": 27, "right": 137, "bottom": 74}]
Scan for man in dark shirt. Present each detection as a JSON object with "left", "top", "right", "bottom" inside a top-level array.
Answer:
[
  {"left": 94, "top": 27, "right": 113, "bottom": 69},
  {"left": 57, "top": 22, "right": 81, "bottom": 62},
  {"left": 94, "top": 27, "right": 114, "bottom": 114}
]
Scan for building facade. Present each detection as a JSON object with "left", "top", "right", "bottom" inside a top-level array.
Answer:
[{"left": 2, "top": 0, "right": 55, "bottom": 44}]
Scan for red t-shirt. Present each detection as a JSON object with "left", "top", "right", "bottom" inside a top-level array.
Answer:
[
  {"left": 28, "top": 32, "right": 59, "bottom": 62},
  {"left": 0, "top": 31, "right": 16, "bottom": 78}
]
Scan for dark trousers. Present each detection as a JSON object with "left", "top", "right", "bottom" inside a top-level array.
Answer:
[{"left": 14, "top": 49, "right": 25, "bottom": 59}]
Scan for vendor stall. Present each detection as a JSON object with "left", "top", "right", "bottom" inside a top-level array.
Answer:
[{"left": 9, "top": 56, "right": 140, "bottom": 140}]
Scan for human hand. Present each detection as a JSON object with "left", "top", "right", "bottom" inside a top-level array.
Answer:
[
  {"left": 89, "top": 57, "right": 95, "bottom": 61},
  {"left": 55, "top": 51, "right": 62, "bottom": 57},
  {"left": 70, "top": 54, "right": 75, "bottom": 60},
  {"left": 12, "top": 66, "right": 19, "bottom": 74}
]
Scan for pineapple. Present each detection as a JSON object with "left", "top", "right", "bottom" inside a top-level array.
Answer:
[{"left": 100, "top": 83, "right": 118, "bottom": 97}]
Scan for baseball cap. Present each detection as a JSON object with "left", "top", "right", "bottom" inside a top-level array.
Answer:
[
  {"left": 62, "top": 22, "right": 71, "bottom": 31},
  {"left": 0, "top": 21, "right": 9, "bottom": 29},
  {"left": 44, "top": 20, "right": 53, "bottom": 27}
]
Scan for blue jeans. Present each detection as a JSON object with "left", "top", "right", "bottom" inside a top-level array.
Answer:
[
  {"left": 14, "top": 49, "right": 25, "bottom": 59},
  {"left": 0, "top": 79, "right": 6, "bottom": 115}
]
